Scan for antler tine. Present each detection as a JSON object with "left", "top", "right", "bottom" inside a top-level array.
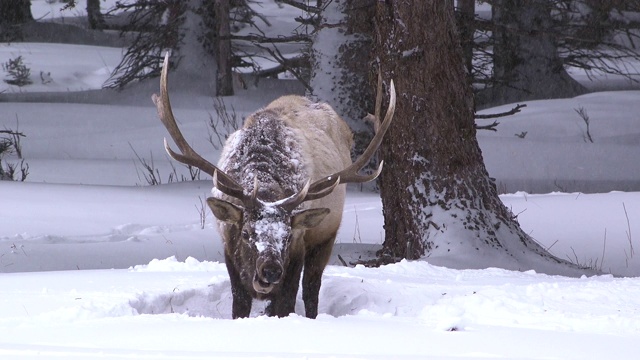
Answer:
[
  {"left": 279, "top": 180, "right": 311, "bottom": 211},
  {"left": 308, "top": 78, "right": 396, "bottom": 195},
  {"left": 301, "top": 176, "right": 341, "bottom": 201},
  {"left": 345, "top": 79, "right": 395, "bottom": 179},
  {"left": 213, "top": 170, "right": 245, "bottom": 200},
  {"left": 280, "top": 176, "right": 341, "bottom": 212},
  {"left": 153, "top": 53, "right": 244, "bottom": 198},
  {"left": 250, "top": 175, "right": 259, "bottom": 203},
  {"left": 373, "top": 71, "right": 383, "bottom": 131}
]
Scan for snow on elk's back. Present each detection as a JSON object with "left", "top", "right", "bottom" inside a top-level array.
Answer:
[{"left": 216, "top": 109, "right": 308, "bottom": 201}]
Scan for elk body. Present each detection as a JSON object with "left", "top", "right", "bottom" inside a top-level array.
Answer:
[{"left": 153, "top": 54, "right": 395, "bottom": 319}]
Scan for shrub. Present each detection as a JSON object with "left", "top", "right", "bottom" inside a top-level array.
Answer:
[
  {"left": 0, "top": 127, "right": 28, "bottom": 181},
  {"left": 3, "top": 56, "right": 32, "bottom": 86}
]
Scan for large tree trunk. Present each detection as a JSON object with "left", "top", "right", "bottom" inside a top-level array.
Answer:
[
  {"left": 374, "top": 1, "right": 589, "bottom": 276},
  {"left": 0, "top": 0, "right": 32, "bottom": 41},
  {"left": 87, "top": 0, "right": 106, "bottom": 30},
  {"left": 456, "top": 0, "right": 475, "bottom": 75},
  {"left": 174, "top": 0, "right": 218, "bottom": 95},
  {"left": 0, "top": 0, "right": 33, "bottom": 25},
  {"left": 480, "top": 0, "right": 586, "bottom": 107},
  {"left": 214, "top": 0, "right": 233, "bottom": 96},
  {"left": 309, "top": 0, "right": 375, "bottom": 134}
]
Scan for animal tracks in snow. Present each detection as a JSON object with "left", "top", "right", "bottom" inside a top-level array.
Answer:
[{"left": 129, "top": 283, "right": 232, "bottom": 319}]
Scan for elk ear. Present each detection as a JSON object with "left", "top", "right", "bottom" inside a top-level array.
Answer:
[
  {"left": 292, "top": 208, "right": 330, "bottom": 229},
  {"left": 207, "top": 197, "right": 243, "bottom": 224}
]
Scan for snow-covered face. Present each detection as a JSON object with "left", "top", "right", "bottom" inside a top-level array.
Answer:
[
  {"left": 241, "top": 203, "right": 292, "bottom": 294},
  {"left": 207, "top": 197, "right": 330, "bottom": 295}
]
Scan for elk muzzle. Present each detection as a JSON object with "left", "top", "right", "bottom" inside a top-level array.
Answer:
[{"left": 253, "top": 255, "right": 284, "bottom": 294}]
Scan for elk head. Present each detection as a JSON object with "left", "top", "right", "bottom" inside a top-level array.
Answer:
[{"left": 206, "top": 177, "right": 333, "bottom": 294}]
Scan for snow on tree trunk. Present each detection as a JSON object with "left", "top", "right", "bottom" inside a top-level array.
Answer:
[
  {"left": 309, "top": 0, "right": 374, "bottom": 133},
  {"left": 483, "top": 0, "right": 586, "bottom": 107},
  {"left": 173, "top": 0, "right": 218, "bottom": 94},
  {"left": 374, "top": 1, "right": 591, "bottom": 276}
]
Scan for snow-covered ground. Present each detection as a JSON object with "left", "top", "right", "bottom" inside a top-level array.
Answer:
[
  {"left": 0, "top": 1, "right": 639, "bottom": 359},
  {"left": 1, "top": 258, "right": 639, "bottom": 359}
]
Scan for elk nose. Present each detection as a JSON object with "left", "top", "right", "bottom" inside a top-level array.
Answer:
[{"left": 260, "top": 263, "right": 283, "bottom": 284}]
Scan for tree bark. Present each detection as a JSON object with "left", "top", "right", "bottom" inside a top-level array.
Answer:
[
  {"left": 457, "top": 0, "right": 475, "bottom": 75},
  {"left": 0, "top": 0, "right": 32, "bottom": 40},
  {"left": 481, "top": 0, "right": 586, "bottom": 107},
  {"left": 214, "top": 0, "right": 233, "bottom": 96},
  {"left": 86, "top": 0, "right": 106, "bottom": 30},
  {"left": 0, "top": 0, "right": 33, "bottom": 25},
  {"left": 374, "top": 1, "right": 588, "bottom": 276}
]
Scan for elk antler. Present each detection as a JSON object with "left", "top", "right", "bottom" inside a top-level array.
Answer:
[
  {"left": 279, "top": 177, "right": 342, "bottom": 212},
  {"left": 284, "top": 74, "right": 396, "bottom": 210},
  {"left": 153, "top": 53, "right": 245, "bottom": 200},
  {"left": 312, "top": 78, "right": 395, "bottom": 191}
]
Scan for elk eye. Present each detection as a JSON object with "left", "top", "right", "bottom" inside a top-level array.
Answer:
[{"left": 241, "top": 230, "right": 250, "bottom": 240}]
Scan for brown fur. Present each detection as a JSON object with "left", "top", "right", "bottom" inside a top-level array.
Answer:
[{"left": 210, "top": 95, "right": 354, "bottom": 319}]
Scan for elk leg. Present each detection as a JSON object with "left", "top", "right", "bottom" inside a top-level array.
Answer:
[
  {"left": 266, "top": 251, "right": 304, "bottom": 317},
  {"left": 302, "top": 234, "right": 336, "bottom": 319},
  {"left": 225, "top": 253, "right": 252, "bottom": 319}
]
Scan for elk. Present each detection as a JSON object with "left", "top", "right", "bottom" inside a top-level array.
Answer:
[{"left": 153, "top": 54, "right": 395, "bottom": 319}]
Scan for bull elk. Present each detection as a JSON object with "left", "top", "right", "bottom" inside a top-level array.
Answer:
[{"left": 153, "top": 54, "right": 395, "bottom": 319}]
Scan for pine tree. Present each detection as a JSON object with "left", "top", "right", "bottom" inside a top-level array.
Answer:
[{"left": 374, "top": 0, "right": 589, "bottom": 276}]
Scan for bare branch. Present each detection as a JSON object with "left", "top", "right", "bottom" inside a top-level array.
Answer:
[
  {"left": 230, "top": 33, "right": 312, "bottom": 44},
  {"left": 254, "top": 43, "right": 313, "bottom": 92},
  {"left": 0, "top": 130, "right": 25, "bottom": 137},
  {"left": 276, "top": 0, "right": 322, "bottom": 14},
  {"left": 475, "top": 120, "right": 500, "bottom": 132},
  {"left": 475, "top": 104, "right": 527, "bottom": 119}
]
